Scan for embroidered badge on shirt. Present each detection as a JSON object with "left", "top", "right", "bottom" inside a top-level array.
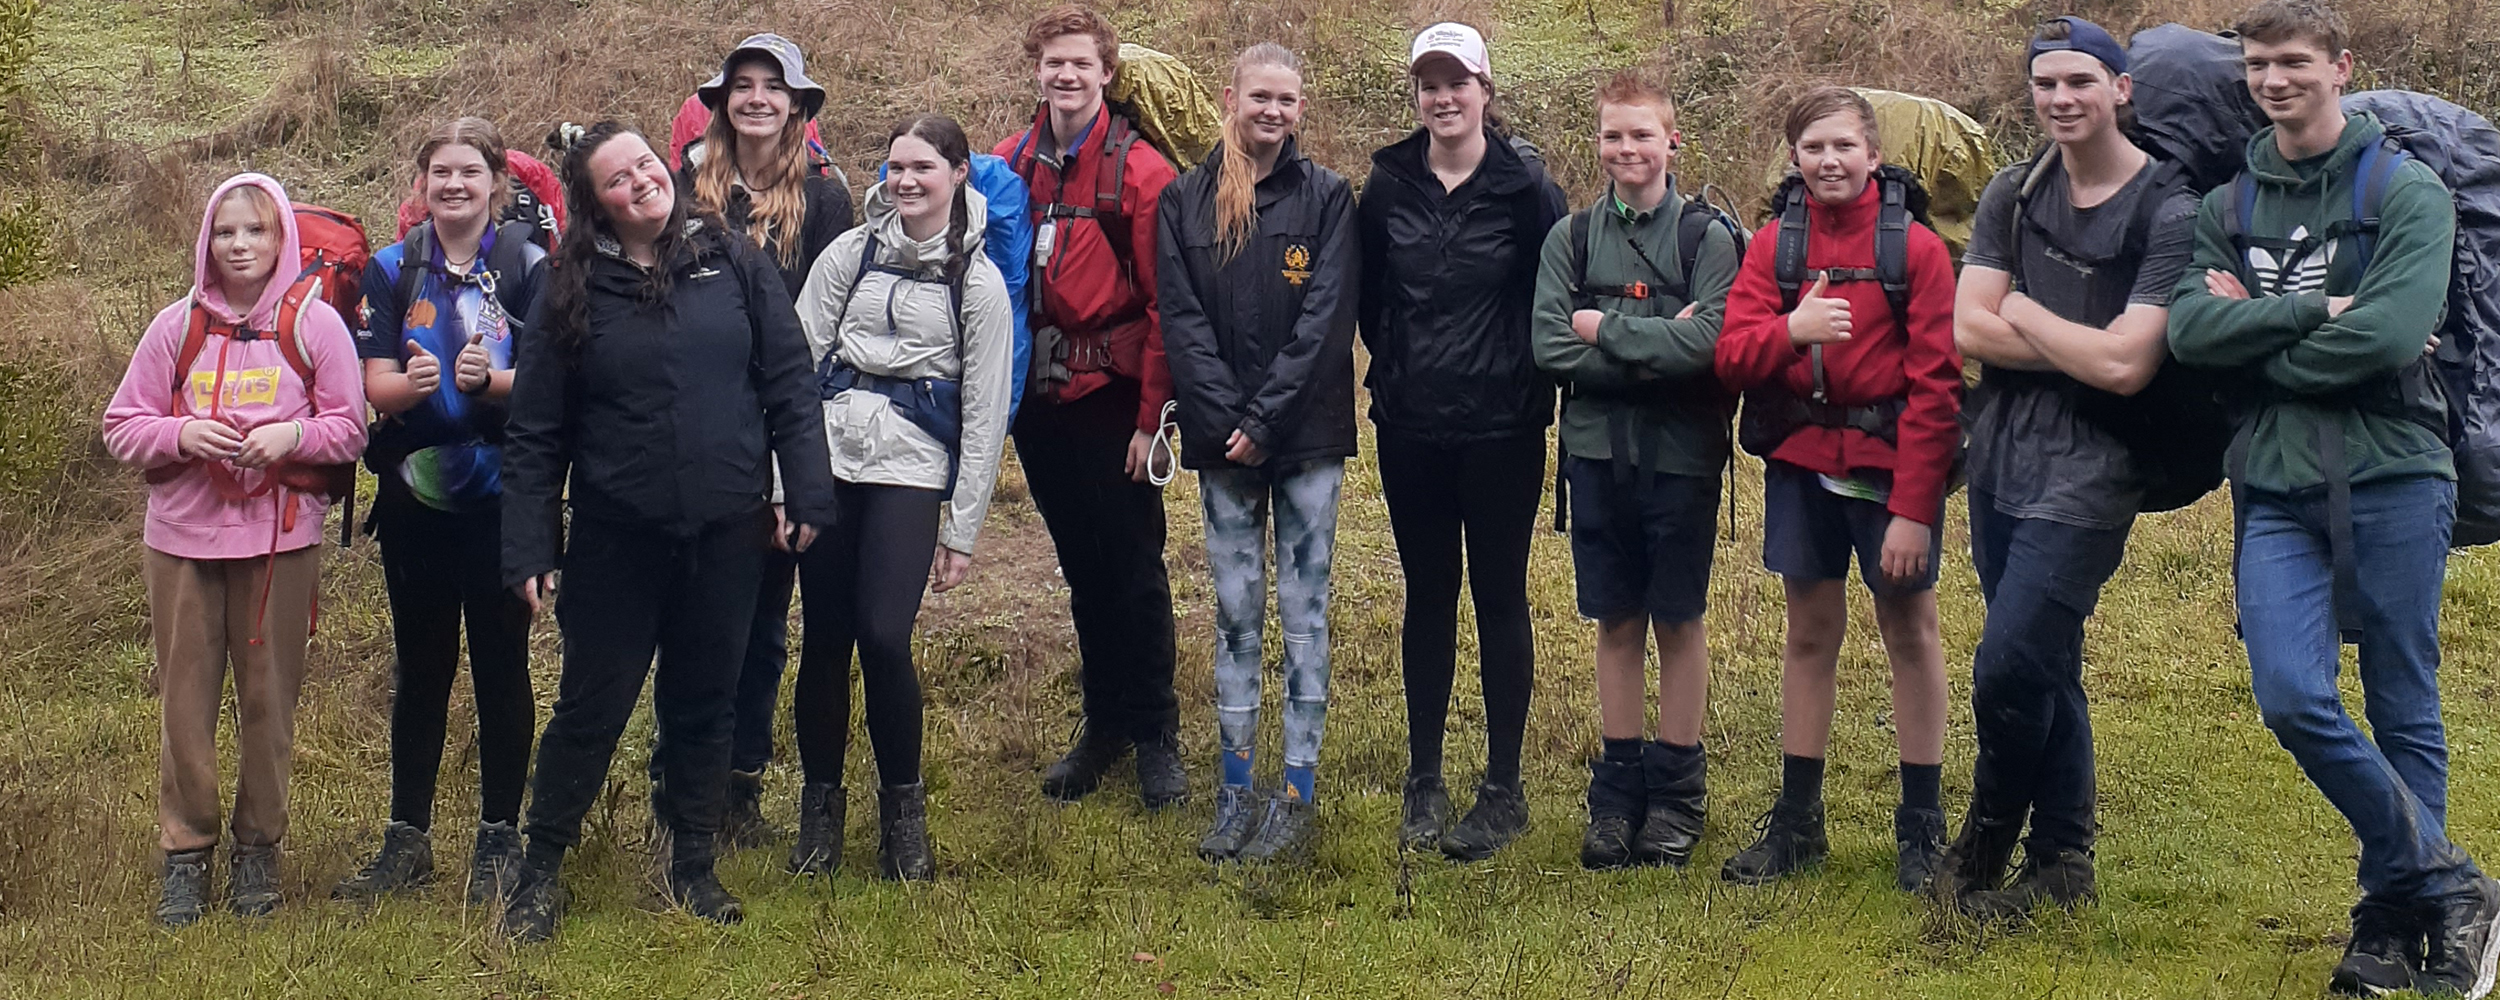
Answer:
[{"left": 1282, "top": 244, "right": 1312, "bottom": 286}]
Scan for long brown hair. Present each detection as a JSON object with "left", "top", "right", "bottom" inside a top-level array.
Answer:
[
  {"left": 1214, "top": 43, "right": 1303, "bottom": 264},
  {"left": 415, "top": 116, "right": 513, "bottom": 219},
  {"left": 692, "top": 53, "right": 814, "bottom": 270}
]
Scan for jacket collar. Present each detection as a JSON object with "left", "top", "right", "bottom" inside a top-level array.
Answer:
[{"left": 1373, "top": 126, "right": 1533, "bottom": 197}]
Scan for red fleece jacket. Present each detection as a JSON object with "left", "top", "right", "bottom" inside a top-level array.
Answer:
[{"left": 1714, "top": 180, "right": 1962, "bottom": 525}]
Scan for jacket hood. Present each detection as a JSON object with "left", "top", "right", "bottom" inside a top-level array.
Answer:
[
  {"left": 2245, "top": 111, "right": 2387, "bottom": 191},
  {"left": 193, "top": 173, "right": 302, "bottom": 329},
  {"left": 861, "top": 179, "right": 991, "bottom": 269},
  {"left": 1373, "top": 126, "right": 1537, "bottom": 196}
]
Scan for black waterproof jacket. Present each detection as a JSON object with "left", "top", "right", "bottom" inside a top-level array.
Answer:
[
  {"left": 698, "top": 171, "right": 854, "bottom": 299},
  {"left": 502, "top": 221, "right": 835, "bottom": 587},
  {"left": 1356, "top": 128, "right": 1568, "bottom": 446},
  {"left": 1157, "top": 139, "right": 1359, "bottom": 470}
]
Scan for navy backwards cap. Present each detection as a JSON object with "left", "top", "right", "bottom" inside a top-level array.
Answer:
[
  {"left": 2027, "top": 16, "right": 2127, "bottom": 76},
  {"left": 698, "top": 33, "right": 827, "bottom": 120}
]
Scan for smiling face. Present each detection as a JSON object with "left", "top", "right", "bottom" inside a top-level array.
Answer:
[
  {"left": 885, "top": 133, "right": 967, "bottom": 229},
  {"left": 422, "top": 142, "right": 496, "bottom": 231},
  {"left": 208, "top": 188, "right": 281, "bottom": 295},
  {"left": 587, "top": 133, "right": 675, "bottom": 238},
  {"left": 1034, "top": 33, "right": 1111, "bottom": 123},
  {"left": 1223, "top": 63, "right": 1305, "bottom": 153},
  {"left": 724, "top": 58, "right": 794, "bottom": 142},
  {"left": 1791, "top": 112, "right": 1881, "bottom": 207},
  {"left": 2242, "top": 34, "right": 2351, "bottom": 131},
  {"left": 2030, "top": 51, "right": 2129, "bottom": 145},
  {"left": 1597, "top": 100, "right": 1678, "bottom": 194},
  {"left": 1411, "top": 56, "right": 1487, "bottom": 141}
]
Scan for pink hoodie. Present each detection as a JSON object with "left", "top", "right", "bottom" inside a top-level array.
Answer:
[{"left": 102, "top": 173, "right": 368, "bottom": 561}]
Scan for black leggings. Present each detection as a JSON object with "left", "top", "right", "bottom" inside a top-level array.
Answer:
[
  {"left": 375, "top": 496, "right": 535, "bottom": 829},
  {"left": 794, "top": 481, "right": 942, "bottom": 788},
  {"left": 1375, "top": 430, "right": 1544, "bottom": 787}
]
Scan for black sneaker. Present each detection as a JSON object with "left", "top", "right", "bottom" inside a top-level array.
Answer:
[
  {"left": 156, "top": 849, "right": 210, "bottom": 927},
  {"left": 1136, "top": 735, "right": 1189, "bottom": 811},
  {"left": 1400, "top": 773, "right": 1453, "bottom": 850},
  {"left": 1238, "top": 794, "right": 1317, "bottom": 863},
  {"left": 1041, "top": 726, "right": 1132, "bottom": 802},
  {"left": 719, "top": 768, "right": 777, "bottom": 851},
  {"left": 664, "top": 865, "right": 744, "bottom": 925},
  {"left": 1441, "top": 781, "right": 1530, "bottom": 862},
  {"left": 467, "top": 821, "right": 523, "bottom": 907},
  {"left": 1581, "top": 757, "right": 1645, "bottom": 871},
  {"left": 1894, "top": 805, "right": 1947, "bottom": 894},
  {"left": 788, "top": 782, "right": 846, "bottom": 876},
  {"left": 2329, "top": 898, "right": 2422, "bottom": 997},
  {"left": 228, "top": 844, "right": 281, "bottom": 918},
  {"left": 1965, "top": 848, "right": 2099, "bottom": 924},
  {"left": 1198, "top": 784, "right": 1262, "bottom": 861},
  {"left": 1632, "top": 743, "right": 1707, "bottom": 869},
  {"left": 499, "top": 864, "right": 565, "bottom": 943},
  {"left": 1935, "top": 808, "right": 2023, "bottom": 914},
  {"left": 1720, "top": 799, "right": 1827, "bottom": 885},
  {"left": 333, "top": 821, "right": 435, "bottom": 901},
  {"left": 2419, "top": 875, "right": 2500, "bottom": 1000}
]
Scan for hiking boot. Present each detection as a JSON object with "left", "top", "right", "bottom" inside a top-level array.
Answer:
[
  {"left": 228, "top": 844, "right": 281, "bottom": 918},
  {"left": 1580, "top": 757, "right": 1645, "bottom": 871},
  {"left": 1041, "top": 727, "right": 1132, "bottom": 802},
  {"left": 1894, "top": 805, "right": 1947, "bottom": 894},
  {"left": 466, "top": 821, "right": 524, "bottom": 907},
  {"left": 156, "top": 849, "right": 211, "bottom": 927},
  {"left": 788, "top": 782, "right": 846, "bottom": 876},
  {"left": 1238, "top": 793, "right": 1318, "bottom": 863},
  {"left": 1441, "top": 781, "right": 1530, "bottom": 862},
  {"left": 1934, "top": 807, "right": 2024, "bottom": 914},
  {"left": 646, "top": 778, "right": 677, "bottom": 860},
  {"left": 1720, "top": 799, "right": 1827, "bottom": 885},
  {"left": 664, "top": 864, "right": 744, "bottom": 925},
  {"left": 877, "top": 782, "right": 934, "bottom": 882},
  {"left": 720, "top": 769, "right": 778, "bottom": 851},
  {"left": 2329, "top": 898, "right": 2422, "bottom": 997},
  {"left": 1964, "top": 848, "right": 2099, "bottom": 923},
  {"left": 1198, "top": 784, "right": 1262, "bottom": 861},
  {"left": 498, "top": 861, "right": 564, "bottom": 944},
  {"left": 2418, "top": 875, "right": 2500, "bottom": 1000},
  {"left": 1135, "top": 734, "right": 1190, "bottom": 811},
  {"left": 1633, "top": 743, "right": 1707, "bottom": 869},
  {"left": 1400, "top": 773, "right": 1453, "bottom": 850},
  {"left": 333, "top": 821, "right": 435, "bottom": 901}
]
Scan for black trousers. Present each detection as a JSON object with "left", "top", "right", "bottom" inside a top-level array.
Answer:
[
  {"left": 520, "top": 509, "right": 770, "bottom": 860},
  {"left": 1376, "top": 429, "right": 1544, "bottom": 787},
  {"left": 793, "top": 481, "right": 941, "bottom": 787},
  {"left": 1013, "top": 381, "right": 1179, "bottom": 742},
  {"left": 648, "top": 548, "right": 794, "bottom": 784},
  {"left": 375, "top": 496, "right": 535, "bottom": 829}
]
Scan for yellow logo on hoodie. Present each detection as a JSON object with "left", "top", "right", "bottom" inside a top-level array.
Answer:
[{"left": 188, "top": 367, "right": 281, "bottom": 411}]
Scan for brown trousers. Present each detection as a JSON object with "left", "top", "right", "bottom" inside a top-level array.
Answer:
[{"left": 146, "top": 545, "right": 320, "bottom": 853}]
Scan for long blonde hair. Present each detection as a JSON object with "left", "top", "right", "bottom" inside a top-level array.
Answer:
[
  {"left": 1214, "top": 43, "right": 1304, "bottom": 263},
  {"left": 692, "top": 55, "right": 815, "bottom": 269}
]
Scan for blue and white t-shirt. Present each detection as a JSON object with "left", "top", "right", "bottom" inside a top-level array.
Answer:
[{"left": 355, "top": 224, "right": 547, "bottom": 511}]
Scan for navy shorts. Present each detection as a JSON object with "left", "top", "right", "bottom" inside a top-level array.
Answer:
[
  {"left": 1566, "top": 457, "right": 1720, "bottom": 624},
  {"left": 1761, "top": 459, "right": 1942, "bottom": 596}
]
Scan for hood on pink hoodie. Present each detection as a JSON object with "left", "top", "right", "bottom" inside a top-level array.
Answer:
[{"left": 192, "top": 173, "right": 305, "bottom": 330}]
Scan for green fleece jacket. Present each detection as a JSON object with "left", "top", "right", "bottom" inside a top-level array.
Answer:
[
  {"left": 2167, "top": 112, "right": 2455, "bottom": 493},
  {"left": 1530, "top": 185, "right": 1741, "bottom": 475}
]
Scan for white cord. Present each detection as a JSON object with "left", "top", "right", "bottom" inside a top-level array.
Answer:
[{"left": 1147, "top": 399, "right": 1180, "bottom": 487}]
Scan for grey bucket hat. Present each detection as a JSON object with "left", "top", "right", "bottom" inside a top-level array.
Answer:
[{"left": 697, "top": 33, "right": 826, "bottom": 120}]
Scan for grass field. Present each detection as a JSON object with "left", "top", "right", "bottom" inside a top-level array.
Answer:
[{"left": 5, "top": 0, "right": 2500, "bottom": 996}]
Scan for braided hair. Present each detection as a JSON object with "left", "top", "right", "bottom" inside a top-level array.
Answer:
[{"left": 887, "top": 113, "right": 974, "bottom": 285}]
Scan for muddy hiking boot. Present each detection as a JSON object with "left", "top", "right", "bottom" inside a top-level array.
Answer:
[
  {"left": 467, "top": 821, "right": 524, "bottom": 907},
  {"left": 228, "top": 844, "right": 282, "bottom": 918},
  {"left": 333, "top": 821, "right": 435, "bottom": 902},
  {"left": 1135, "top": 734, "right": 1189, "bottom": 811},
  {"left": 719, "top": 768, "right": 777, "bottom": 851},
  {"left": 1634, "top": 743, "right": 1708, "bottom": 870},
  {"left": 2330, "top": 898, "right": 2423, "bottom": 997},
  {"left": 1721, "top": 799, "right": 1827, "bottom": 885},
  {"left": 1239, "top": 793, "right": 1317, "bottom": 863},
  {"left": 877, "top": 782, "right": 934, "bottom": 882},
  {"left": 156, "top": 849, "right": 211, "bottom": 927},
  {"left": 1934, "top": 806, "right": 2023, "bottom": 910},
  {"left": 1198, "top": 784, "right": 1263, "bottom": 862},
  {"left": 1580, "top": 757, "right": 1645, "bottom": 871},
  {"left": 788, "top": 782, "right": 846, "bottom": 876},
  {"left": 1441, "top": 781, "right": 1530, "bottom": 862},
  {"left": 1894, "top": 805, "right": 1948, "bottom": 894},
  {"left": 1041, "top": 726, "right": 1132, "bottom": 802},
  {"left": 1400, "top": 773, "right": 1453, "bottom": 850},
  {"left": 498, "top": 857, "right": 565, "bottom": 944},
  {"left": 663, "top": 862, "right": 744, "bottom": 926},
  {"left": 2417, "top": 875, "right": 2500, "bottom": 1000},
  {"left": 1964, "top": 847, "right": 2096, "bottom": 923}
]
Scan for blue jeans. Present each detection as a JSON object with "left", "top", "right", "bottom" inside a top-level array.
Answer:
[
  {"left": 1967, "top": 493, "right": 2130, "bottom": 855},
  {"left": 2238, "top": 475, "right": 2479, "bottom": 901},
  {"left": 1201, "top": 459, "right": 1344, "bottom": 772}
]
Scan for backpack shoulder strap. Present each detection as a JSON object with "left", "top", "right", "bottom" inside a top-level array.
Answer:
[
  {"left": 1875, "top": 172, "right": 1914, "bottom": 327},
  {"left": 2350, "top": 138, "right": 2410, "bottom": 274},
  {"left": 273, "top": 275, "right": 322, "bottom": 388},
  {"left": 1095, "top": 115, "right": 1138, "bottom": 218},
  {"left": 173, "top": 297, "right": 213, "bottom": 401},
  {"left": 485, "top": 220, "right": 535, "bottom": 281},
  {"left": 1672, "top": 198, "right": 1716, "bottom": 302},
  {"left": 1567, "top": 206, "right": 1594, "bottom": 292},
  {"left": 393, "top": 221, "right": 434, "bottom": 316},
  {"left": 1773, "top": 181, "right": 1811, "bottom": 313}
]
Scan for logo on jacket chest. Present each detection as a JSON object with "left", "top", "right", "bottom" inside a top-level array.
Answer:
[{"left": 1282, "top": 244, "right": 1312, "bottom": 286}]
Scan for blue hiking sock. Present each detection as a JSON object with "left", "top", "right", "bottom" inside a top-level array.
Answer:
[
  {"left": 1283, "top": 765, "right": 1317, "bottom": 804},
  {"left": 1222, "top": 748, "right": 1254, "bottom": 788}
]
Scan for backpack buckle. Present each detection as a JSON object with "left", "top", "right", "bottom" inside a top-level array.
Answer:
[{"left": 1624, "top": 281, "right": 1650, "bottom": 300}]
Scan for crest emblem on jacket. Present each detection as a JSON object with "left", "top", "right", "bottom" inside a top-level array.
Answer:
[
  {"left": 1282, "top": 244, "right": 1312, "bottom": 286},
  {"left": 2245, "top": 226, "right": 2335, "bottom": 295}
]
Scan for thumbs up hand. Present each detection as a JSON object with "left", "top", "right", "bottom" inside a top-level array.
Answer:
[
  {"left": 454, "top": 331, "right": 492, "bottom": 393},
  {"left": 1785, "top": 271, "right": 1854, "bottom": 347},
  {"left": 404, "top": 339, "right": 442, "bottom": 394}
]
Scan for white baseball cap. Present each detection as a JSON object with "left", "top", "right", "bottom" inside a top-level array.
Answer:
[{"left": 1409, "top": 22, "right": 1490, "bottom": 79}]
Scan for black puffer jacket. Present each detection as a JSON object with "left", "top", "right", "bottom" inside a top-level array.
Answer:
[
  {"left": 1157, "top": 139, "right": 1359, "bottom": 470},
  {"left": 1356, "top": 128, "right": 1568, "bottom": 445},
  {"left": 502, "top": 221, "right": 835, "bottom": 587}
]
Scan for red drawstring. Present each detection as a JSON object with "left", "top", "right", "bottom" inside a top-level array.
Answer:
[{"left": 196, "top": 329, "right": 309, "bottom": 647}]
